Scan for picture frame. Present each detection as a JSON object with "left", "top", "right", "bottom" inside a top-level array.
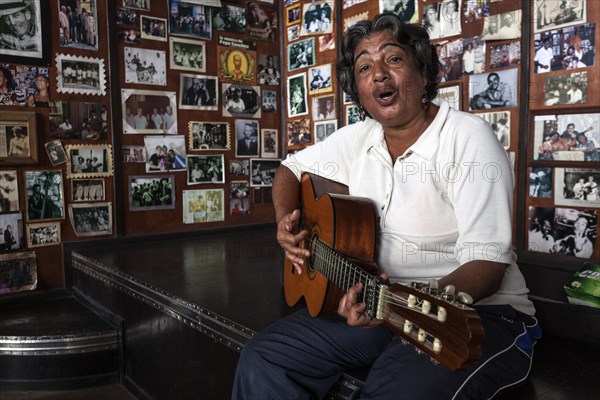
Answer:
[
  {"left": 0, "top": 0, "right": 50, "bottom": 65},
  {"left": 286, "top": 4, "right": 301, "bottom": 26},
  {"left": 187, "top": 155, "right": 225, "bottom": 185},
  {"left": 0, "top": 170, "right": 19, "bottom": 213},
  {"left": 44, "top": 139, "right": 68, "bottom": 166},
  {"left": 345, "top": 104, "right": 360, "bottom": 126},
  {"left": 299, "top": 0, "right": 334, "bottom": 36},
  {"left": 189, "top": 121, "right": 230, "bottom": 151},
  {"left": 128, "top": 175, "right": 175, "bottom": 211},
  {"left": 144, "top": 135, "right": 187, "bottom": 173},
  {"left": 122, "top": 145, "right": 146, "bottom": 163},
  {"left": 58, "top": 0, "right": 98, "bottom": 51},
  {"left": 250, "top": 158, "right": 281, "bottom": 187},
  {"left": 68, "top": 202, "right": 112, "bottom": 237},
  {"left": 311, "top": 94, "right": 336, "bottom": 120},
  {"left": 222, "top": 84, "right": 261, "bottom": 118},
  {"left": 533, "top": 0, "right": 587, "bottom": 33},
  {"left": 478, "top": 110, "right": 511, "bottom": 149},
  {"left": 468, "top": 68, "right": 518, "bottom": 111},
  {"left": 48, "top": 100, "right": 109, "bottom": 140},
  {"left": 308, "top": 64, "right": 332, "bottom": 94},
  {"left": 140, "top": 15, "right": 167, "bottom": 42},
  {"left": 434, "top": 84, "right": 461, "bottom": 110},
  {"left": 234, "top": 119, "right": 260, "bottom": 158},
  {"left": 246, "top": 2, "right": 277, "bottom": 42},
  {"left": 260, "top": 128, "right": 278, "bottom": 158},
  {"left": 287, "top": 72, "right": 308, "bottom": 117},
  {"left": 24, "top": 170, "right": 65, "bottom": 222},
  {"left": 287, "top": 38, "right": 316, "bottom": 71},
  {"left": 533, "top": 112, "right": 600, "bottom": 161},
  {"left": 65, "top": 144, "right": 113, "bottom": 179},
  {"left": 286, "top": 118, "right": 311, "bottom": 147},
  {"left": 218, "top": 47, "right": 257, "bottom": 84},
  {"left": 26, "top": 222, "right": 61, "bottom": 248},
  {"left": 169, "top": 37, "right": 206, "bottom": 72},
  {"left": 0, "top": 111, "right": 38, "bottom": 165},
  {"left": 182, "top": 189, "right": 225, "bottom": 224},
  {"left": 72, "top": 179, "right": 105, "bottom": 202},
  {"left": 555, "top": 168, "right": 600, "bottom": 208},
  {"left": 55, "top": 53, "right": 107, "bottom": 96},
  {"left": 0, "top": 211, "right": 23, "bottom": 252},
  {"left": 168, "top": 1, "right": 212, "bottom": 41},
  {"left": 124, "top": 47, "right": 167, "bottom": 86},
  {"left": 314, "top": 120, "right": 337, "bottom": 143},
  {"left": 123, "top": 0, "right": 150, "bottom": 11},
  {"left": 122, "top": 89, "right": 177, "bottom": 134},
  {"left": 179, "top": 74, "right": 218, "bottom": 111},
  {"left": 0, "top": 251, "right": 37, "bottom": 294}
]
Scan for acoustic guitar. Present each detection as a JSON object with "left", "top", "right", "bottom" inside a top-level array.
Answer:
[{"left": 284, "top": 173, "right": 484, "bottom": 371}]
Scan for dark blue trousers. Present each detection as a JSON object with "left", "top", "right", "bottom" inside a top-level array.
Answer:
[{"left": 232, "top": 305, "right": 541, "bottom": 400}]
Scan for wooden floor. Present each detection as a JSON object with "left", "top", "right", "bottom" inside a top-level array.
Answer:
[{"left": 0, "top": 384, "right": 137, "bottom": 400}]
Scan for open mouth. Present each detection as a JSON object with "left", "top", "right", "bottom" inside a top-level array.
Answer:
[{"left": 375, "top": 87, "right": 397, "bottom": 105}]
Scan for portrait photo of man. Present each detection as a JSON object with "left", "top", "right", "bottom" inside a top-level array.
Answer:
[
  {"left": 0, "top": 0, "right": 43, "bottom": 59},
  {"left": 235, "top": 120, "right": 259, "bottom": 158}
]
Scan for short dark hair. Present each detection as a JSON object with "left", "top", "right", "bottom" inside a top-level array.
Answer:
[{"left": 336, "top": 13, "right": 439, "bottom": 112}]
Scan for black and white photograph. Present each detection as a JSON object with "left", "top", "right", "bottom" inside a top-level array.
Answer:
[
  {"left": 555, "top": 168, "right": 600, "bottom": 208},
  {"left": 222, "top": 84, "right": 261, "bottom": 118},
  {"left": 529, "top": 167, "right": 553, "bottom": 198},
  {"left": 286, "top": 118, "right": 312, "bottom": 147},
  {"left": 433, "top": 84, "right": 461, "bottom": 110},
  {"left": 0, "top": 170, "right": 19, "bottom": 213},
  {"left": 287, "top": 38, "right": 316, "bottom": 71},
  {"left": 346, "top": 104, "right": 360, "bottom": 125},
  {"left": 55, "top": 54, "right": 106, "bottom": 96},
  {"left": 262, "top": 89, "right": 277, "bottom": 113},
  {"left": 169, "top": 37, "right": 206, "bottom": 72},
  {"left": 257, "top": 54, "right": 280, "bottom": 85},
  {"left": 229, "top": 159, "right": 250, "bottom": 177},
  {"left": 0, "top": 212, "right": 22, "bottom": 252},
  {"left": 0, "top": 0, "right": 49, "bottom": 64},
  {"left": 26, "top": 222, "right": 60, "bottom": 248},
  {"left": 533, "top": 23, "right": 595, "bottom": 74},
  {"left": 66, "top": 144, "right": 113, "bottom": 179},
  {"left": 44, "top": 139, "right": 67, "bottom": 166},
  {"left": 235, "top": 119, "right": 260, "bottom": 158},
  {"left": 261, "top": 128, "right": 278, "bottom": 158},
  {"left": 140, "top": 15, "right": 166, "bottom": 41},
  {"left": 534, "top": 112, "right": 599, "bottom": 161},
  {"left": 0, "top": 251, "right": 37, "bottom": 294},
  {"left": 49, "top": 101, "right": 108, "bottom": 140},
  {"left": 299, "top": 0, "right": 333, "bottom": 36},
  {"left": 187, "top": 155, "right": 225, "bottom": 185},
  {"left": 308, "top": 64, "right": 332, "bottom": 94},
  {"left": 544, "top": 71, "right": 588, "bottom": 106},
  {"left": 58, "top": 0, "right": 98, "bottom": 51},
  {"left": 287, "top": 72, "right": 308, "bottom": 118},
  {"left": 179, "top": 74, "right": 218, "bottom": 110},
  {"left": 128, "top": 175, "right": 175, "bottom": 211},
  {"left": 314, "top": 120, "right": 337, "bottom": 144},
  {"left": 122, "top": 89, "right": 177, "bottom": 134},
  {"left": 439, "top": 0, "right": 462, "bottom": 38},
  {"left": 527, "top": 206, "right": 557, "bottom": 254},
  {"left": 144, "top": 135, "right": 187, "bottom": 173},
  {"left": 116, "top": 7, "right": 140, "bottom": 44},
  {"left": 469, "top": 68, "right": 518, "bottom": 110},
  {"left": 533, "top": 0, "right": 587, "bottom": 33},
  {"left": 552, "top": 208, "right": 597, "bottom": 258},
  {"left": 71, "top": 179, "right": 105, "bottom": 202},
  {"left": 24, "top": 170, "right": 64, "bottom": 222},
  {"left": 189, "top": 121, "right": 230, "bottom": 151},
  {"left": 124, "top": 47, "right": 166, "bottom": 86},
  {"left": 312, "top": 94, "right": 336, "bottom": 120},
  {"left": 182, "top": 189, "right": 225, "bottom": 224},
  {"left": 287, "top": 25, "right": 300, "bottom": 42},
  {"left": 479, "top": 111, "right": 510, "bottom": 148},
  {"left": 123, "top": 0, "right": 150, "bottom": 11},
  {"left": 68, "top": 202, "right": 112, "bottom": 237},
  {"left": 230, "top": 181, "right": 248, "bottom": 200},
  {"left": 121, "top": 145, "right": 146, "bottom": 163},
  {"left": 213, "top": 4, "right": 246, "bottom": 33},
  {"left": 168, "top": 1, "right": 212, "bottom": 41},
  {"left": 380, "top": 0, "right": 417, "bottom": 23},
  {"left": 480, "top": 10, "right": 521, "bottom": 41},
  {"left": 422, "top": 3, "right": 441, "bottom": 40},
  {"left": 250, "top": 158, "right": 281, "bottom": 187},
  {"left": 245, "top": 2, "right": 277, "bottom": 42}
]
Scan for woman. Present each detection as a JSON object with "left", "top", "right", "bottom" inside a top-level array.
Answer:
[
  {"left": 422, "top": 4, "right": 440, "bottom": 39},
  {"left": 233, "top": 13, "right": 539, "bottom": 399},
  {"left": 26, "top": 74, "right": 50, "bottom": 107},
  {"left": 0, "top": 66, "right": 25, "bottom": 106}
]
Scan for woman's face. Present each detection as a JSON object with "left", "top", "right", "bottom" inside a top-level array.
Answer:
[{"left": 353, "top": 31, "right": 425, "bottom": 127}]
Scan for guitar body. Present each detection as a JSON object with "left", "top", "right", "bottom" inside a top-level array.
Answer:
[{"left": 284, "top": 173, "right": 378, "bottom": 317}]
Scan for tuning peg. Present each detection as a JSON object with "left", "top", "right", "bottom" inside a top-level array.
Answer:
[
  {"left": 433, "top": 338, "right": 442, "bottom": 354},
  {"left": 407, "top": 294, "right": 416, "bottom": 308},
  {"left": 418, "top": 328, "right": 426, "bottom": 343},
  {"left": 403, "top": 319, "right": 413, "bottom": 333},
  {"left": 443, "top": 285, "right": 455, "bottom": 295},
  {"left": 421, "top": 300, "right": 431, "bottom": 315},
  {"left": 457, "top": 292, "right": 474, "bottom": 305},
  {"left": 437, "top": 306, "right": 447, "bottom": 322}
]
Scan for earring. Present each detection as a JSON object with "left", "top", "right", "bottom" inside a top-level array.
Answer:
[{"left": 421, "top": 89, "right": 429, "bottom": 110}]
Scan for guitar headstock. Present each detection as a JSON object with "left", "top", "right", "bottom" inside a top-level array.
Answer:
[{"left": 378, "top": 282, "right": 483, "bottom": 371}]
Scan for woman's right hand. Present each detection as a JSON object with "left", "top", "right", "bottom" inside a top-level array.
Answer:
[{"left": 276, "top": 209, "right": 309, "bottom": 274}]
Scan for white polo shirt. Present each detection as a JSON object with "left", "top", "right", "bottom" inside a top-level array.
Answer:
[{"left": 282, "top": 102, "right": 534, "bottom": 315}]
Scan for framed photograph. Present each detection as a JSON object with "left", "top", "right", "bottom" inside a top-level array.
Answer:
[
  {"left": 380, "top": 0, "right": 417, "bottom": 22},
  {"left": 300, "top": 0, "right": 333, "bottom": 36},
  {"left": 59, "top": 0, "right": 98, "bottom": 50},
  {"left": 122, "top": 89, "right": 177, "bottom": 134},
  {"left": 229, "top": 159, "right": 250, "bottom": 177},
  {"left": 169, "top": 1, "right": 212, "bottom": 41},
  {"left": 287, "top": 25, "right": 300, "bottom": 42},
  {"left": 0, "top": 170, "right": 19, "bottom": 212},
  {"left": 230, "top": 182, "right": 251, "bottom": 215},
  {"left": 213, "top": 5, "right": 246, "bottom": 33},
  {"left": 250, "top": 159, "right": 281, "bottom": 187},
  {"left": 68, "top": 202, "right": 112, "bottom": 237},
  {"left": 287, "top": 118, "right": 311, "bottom": 147},
  {"left": 0, "top": 111, "right": 38, "bottom": 165},
  {"left": 72, "top": 179, "right": 105, "bottom": 202},
  {"left": 123, "top": 0, "right": 150, "bottom": 11},
  {"left": 24, "top": 170, "right": 64, "bottom": 222},
  {"left": 26, "top": 222, "right": 60, "bottom": 248},
  {"left": 312, "top": 94, "right": 336, "bottom": 120},
  {"left": 490, "top": 41, "right": 521, "bottom": 70},
  {"left": 287, "top": 38, "right": 315, "bottom": 71},
  {"left": 345, "top": 104, "right": 361, "bottom": 125},
  {"left": 218, "top": 47, "right": 256, "bottom": 84},
  {"left": 468, "top": 68, "right": 518, "bottom": 110},
  {"left": 129, "top": 175, "right": 175, "bottom": 211},
  {"left": 66, "top": 144, "right": 113, "bottom": 179},
  {"left": 49, "top": 101, "right": 108, "bottom": 140},
  {"left": 117, "top": 7, "right": 139, "bottom": 27},
  {"left": 480, "top": 10, "right": 521, "bottom": 41},
  {"left": 286, "top": 4, "right": 301, "bottom": 26},
  {"left": 308, "top": 64, "right": 332, "bottom": 94},
  {"left": 529, "top": 167, "right": 553, "bottom": 198},
  {"left": 222, "top": 84, "right": 261, "bottom": 118},
  {"left": 187, "top": 155, "right": 225, "bottom": 185},
  {"left": 55, "top": 53, "right": 106, "bottom": 96},
  {"left": 478, "top": 111, "right": 510, "bottom": 149},
  {"left": 533, "top": 23, "right": 596, "bottom": 73},
  {"left": 287, "top": 72, "right": 308, "bottom": 117},
  {"left": 144, "top": 135, "right": 187, "bottom": 173},
  {"left": 141, "top": 15, "right": 167, "bottom": 41},
  {"left": 314, "top": 120, "right": 337, "bottom": 143},
  {"left": 262, "top": 90, "right": 277, "bottom": 113},
  {"left": 0, "top": 64, "right": 48, "bottom": 107},
  {"left": 318, "top": 32, "right": 335, "bottom": 52},
  {"left": 544, "top": 71, "right": 588, "bottom": 106},
  {"left": 44, "top": 140, "right": 67, "bottom": 166},
  {"left": 189, "top": 121, "right": 230, "bottom": 151},
  {"left": 555, "top": 168, "right": 600, "bottom": 208},
  {"left": 462, "top": 36, "right": 486, "bottom": 74},
  {"left": 179, "top": 74, "right": 218, "bottom": 110},
  {"left": 533, "top": 113, "right": 599, "bottom": 161},
  {"left": 344, "top": 11, "right": 369, "bottom": 33},
  {"left": 124, "top": 47, "right": 167, "bottom": 86},
  {"left": 122, "top": 145, "right": 146, "bottom": 163},
  {"left": 0, "top": 0, "right": 50, "bottom": 65},
  {"left": 257, "top": 54, "right": 280, "bottom": 85},
  {"left": 434, "top": 84, "right": 461, "bottom": 110},
  {"left": 261, "top": 128, "right": 278, "bottom": 158},
  {"left": 245, "top": 2, "right": 277, "bottom": 42},
  {"left": 169, "top": 37, "right": 206, "bottom": 72},
  {"left": 0, "top": 212, "right": 23, "bottom": 252},
  {"left": 234, "top": 119, "right": 260, "bottom": 158},
  {"left": 182, "top": 189, "right": 225, "bottom": 224},
  {"left": 533, "top": 0, "right": 586, "bottom": 33},
  {"left": 0, "top": 251, "right": 37, "bottom": 294}
]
